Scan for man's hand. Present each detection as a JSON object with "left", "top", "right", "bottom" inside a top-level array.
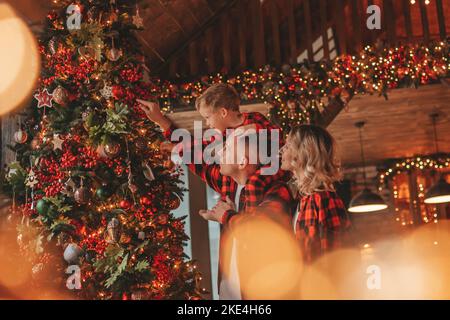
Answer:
[
  {"left": 137, "top": 99, "right": 171, "bottom": 131},
  {"left": 199, "top": 196, "right": 236, "bottom": 223},
  {"left": 198, "top": 209, "right": 222, "bottom": 223}
]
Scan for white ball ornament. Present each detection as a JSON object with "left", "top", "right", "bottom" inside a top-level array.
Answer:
[{"left": 63, "top": 243, "right": 83, "bottom": 264}]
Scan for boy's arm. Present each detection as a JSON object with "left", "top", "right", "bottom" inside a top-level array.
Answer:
[{"left": 137, "top": 99, "right": 172, "bottom": 133}]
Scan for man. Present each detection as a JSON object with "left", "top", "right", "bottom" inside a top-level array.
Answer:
[{"left": 195, "top": 130, "right": 294, "bottom": 299}]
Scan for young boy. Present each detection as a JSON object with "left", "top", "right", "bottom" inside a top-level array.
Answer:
[{"left": 137, "top": 83, "right": 290, "bottom": 200}]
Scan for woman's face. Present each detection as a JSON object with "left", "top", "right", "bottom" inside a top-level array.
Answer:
[{"left": 280, "top": 134, "right": 297, "bottom": 171}]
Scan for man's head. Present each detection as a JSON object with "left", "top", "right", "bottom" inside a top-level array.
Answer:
[
  {"left": 219, "top": 130, "right": 259, "bottom": 181},
  {"left": 195, "top": 83, "right": 241, "bottom": 133}
]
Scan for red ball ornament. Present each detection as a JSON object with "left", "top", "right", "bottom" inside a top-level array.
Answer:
[
  {"left": 14, "top": 130, "right": 28, "bottom": 144},
  {"left": 112, "top": 85, "right": 125, "bottom": 100},
  {"left": 140, "top": 195, "right": 152, "bottom": 206},
  {"left": 119, "top": 199, "right": 131, "bottom": 210}
]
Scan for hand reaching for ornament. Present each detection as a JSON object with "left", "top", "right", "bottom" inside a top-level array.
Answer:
[
  {"left": 137, "top": 99, "right": 172, "bottom": 131},
  {"left": 199, "top": 196, "right": 236, "bottom": 223}
]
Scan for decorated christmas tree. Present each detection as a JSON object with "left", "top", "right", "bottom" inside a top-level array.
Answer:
[{"left": 3, "top": 0, "right": 202, "bottom": 300}]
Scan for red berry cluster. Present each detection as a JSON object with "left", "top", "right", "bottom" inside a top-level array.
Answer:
[{"left": 120, "top": 65, "right": 143, "bottom": 83}]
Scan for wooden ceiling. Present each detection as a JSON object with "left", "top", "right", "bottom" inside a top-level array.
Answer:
[
  {"left": 7, "top": 0, "right": 449, "bottom": 79},
  {"left": 327, "top": 83, "right": 450, "bottom": 167}
]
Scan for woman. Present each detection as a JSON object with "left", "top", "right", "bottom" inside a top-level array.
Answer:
[{"left": 280, "top": 124, "right": 351, "bottom": 262}]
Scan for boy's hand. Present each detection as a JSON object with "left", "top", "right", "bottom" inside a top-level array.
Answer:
[
  {"left": 137, "top": 99, "right": 172, "bottom": 132},
  {"left": 137, "top": 99, "right": 164, "bottom": 123}
]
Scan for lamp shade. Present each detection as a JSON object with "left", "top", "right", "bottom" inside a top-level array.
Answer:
[
  {"left": 348, "top": 188, "right": 388, "bottom": 213},
  {"left": 424, "top": 177, "right": 450, "bottom": 204}
]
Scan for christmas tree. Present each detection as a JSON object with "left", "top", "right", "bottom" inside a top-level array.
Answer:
[{"left": 3, "top": 0, "right": 202, "bottom": 300}]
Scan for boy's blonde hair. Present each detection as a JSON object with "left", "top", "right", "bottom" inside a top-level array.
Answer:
[
  {"left": 195, "top": 83, "right": 240, "bottom": 111},
  {"left": 288, "top": 125, "right": 342, "bottom": 195}
]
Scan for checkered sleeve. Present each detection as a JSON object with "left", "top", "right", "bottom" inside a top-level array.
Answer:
[
  {"left": 223, "top": 181, "right": 294, "bottom": 227},
  {"left": 296, "top": 191, "right": 351, "bottom": 262}
]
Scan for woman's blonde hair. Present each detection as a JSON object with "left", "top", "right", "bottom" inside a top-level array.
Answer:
[{"left": 288, "top": 124, "right": 342, "bottom": 195}]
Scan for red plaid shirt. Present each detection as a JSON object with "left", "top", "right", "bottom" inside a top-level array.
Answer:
[
  {"left": 186, "top": 162, "right": 294, "bottom": 224},
  {"left": 163, "top": 111, "right": 292, "bottom": 221},
  {"left": 295, "top": 191, "right": 351, "bottom": 262}
]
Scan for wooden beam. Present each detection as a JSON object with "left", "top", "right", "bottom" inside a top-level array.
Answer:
[
  {"left": 335, "top": 0, "right": 347, "bottom": 55},
  {"left": 187, "top": 171, "right": 213, "bottom": 300},
  {"left": 156, "top": 0, "right": 187, "bottom": 36},
  {"left": 169, "top": 57, "right": 178, "bottom": 78},
  {"left": 237, "top": 1, "right": 247, "bottom": 70},
  {"left": 251, "top": 0, "right": 266, "bottom": 67},
  {"left": 418, "top": 0, "right": 430, "bottom": 43},
  {"left": 435, "top": 0, "right": 447, "bottom": 40},
  {"left": 303, "top": 0, "right": 314, "bottom": 61},
  {"left": 189, "top": 41, "right": 198, "bottom": 76},
  {"left": 205, "top": 28, "right": 216, "bottom": 74},
  {"left": 384, "top": 0, "right": 397, "bottom": 45},
  {"left": 402, "top": 0, "right": 413, "bottom": 42},
  {"left": 287, "top": 0, "right": 297, "bottom": 63},
  {"left": 319, "top": 0, "right": 330, "bottom": 60},
  {"left": 221, "top": 14, "right": 232, "bottom": 72},
  {"left": 198, "top": 0, "right": 214, "bottom": 16},
  {"left": 351, "top": 0, "right": 362, "bottom": 52},
  {"left": 154, "top": 0, "right": 239, "bottom": 74},
  {"left": 269, "top": 0, "right": 281, "bottom": 65}
]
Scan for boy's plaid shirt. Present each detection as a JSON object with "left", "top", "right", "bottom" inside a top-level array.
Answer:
[
  {"left": 163, "top": 111, "right": 293, "bottom": 221},
  {"left": 295, "top": 190, "right": 351, "bottom": 262}
]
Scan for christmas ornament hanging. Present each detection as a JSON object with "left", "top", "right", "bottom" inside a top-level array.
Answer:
[
  {"left": 167, "top": 196, "right": 181, "bottom": 210},
  {"left": 52, "top": 133, "right": 64, "bottom": 151},
  {"left": 96, "top": 144, "right": 109, "bottom": 159},
  {"left": 25, "top": 168, "right": 38, "bottom": 188},
  {"left": 104, "top": 141, "right": 121, "bottom": 157},
  {"left": 119, "top": 199, "right": 131, "bottom": 210},
  {"left": 142, "top": 161, "right": 155, "bottom": 181},
  {"left": 36, "top": 198, "right": 50, "bottom": 215},
  {"left": 106, "top": 217, "right": 121, "bottom": 244},
  {"left": 132, "top": 5, "right": 144, "bottom": 29},
  {"left": 74, "top": 179, "right": 91, "bottom": 204},
  {"left": 137, "top": 231, "right": 145, "bottom": 240},
  {"left": 100, "top": 84, "right": 113, "bottom": 99},
  {"left": 61, "top": 177, "right": 76, "bottom": 197},
  {"left": 48, "top": 37, "right": 57, "bottom": 55},
  {"left": 106, "top": 47, "right": 123, "bottom": 61},
  {"left": 63, "top": 243, "right": 82, "bottom": 264},
  {"left": 14, "top": 129, "right": 28, "bottom": 144},
  {"left": 34, "top": 89, "right": 53, "bottom": 108},
  {"left": 78, "top": 45, "right": 95, "bottom": 60},
  {"left": 96, "top": 184, "right": 112, "bottom": 200},
  {"left": 52, "top": 85, "right": 68, "bottom": 106}
]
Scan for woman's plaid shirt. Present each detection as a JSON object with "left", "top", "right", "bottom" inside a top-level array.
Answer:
[{"left": 295, "top": 190, "right": 352, "bottom": 262}]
